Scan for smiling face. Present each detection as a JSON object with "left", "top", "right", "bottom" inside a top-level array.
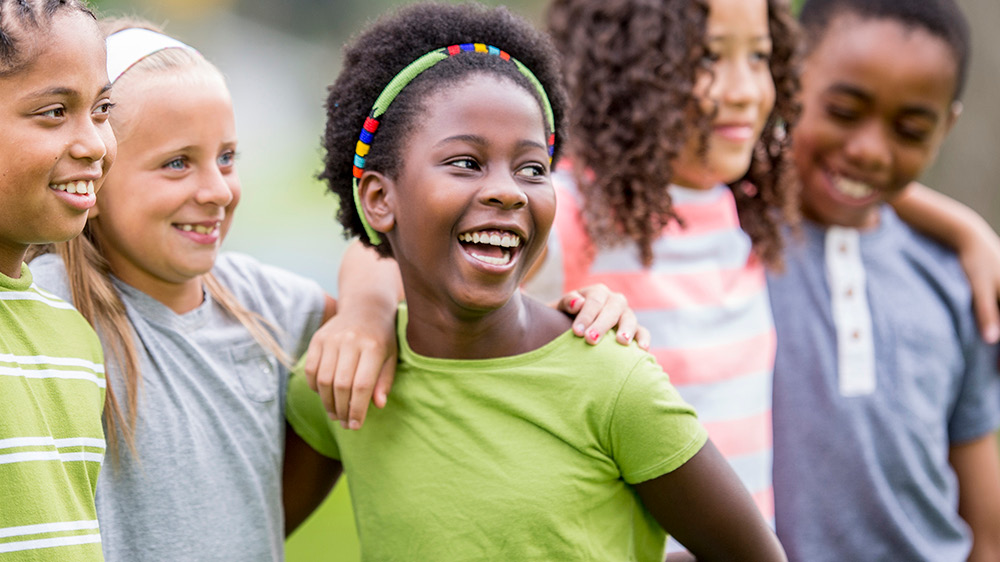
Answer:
[
  {"left": 0, "top": 11, "right": 115, "bottom": 277},
  {"left": 671, "top": 0, "right": 776, "bottom": 190},
  {"left": 90, "top": 67, "right": 239, "bottom": 308},
  {"left": 371, "top": 74, "right": 553, "bottom": 319},
  {"left": 794, "top": 14, "right": 959, "bottom": 229}
]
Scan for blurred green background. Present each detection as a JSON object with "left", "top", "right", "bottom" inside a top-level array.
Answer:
[{"left": 88, "top": 0, "right": 999, "bottom": 560}]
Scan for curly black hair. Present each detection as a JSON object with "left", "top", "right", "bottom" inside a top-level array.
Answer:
[
  {"left": 800, "top": 0, "right": 969, "bottom": 100},
  {"left": 547, "top": 0, "right": 800, "bottom": 269},
  {"left": 0, "top": 0, "right": 95, "bottom": 76},
  {"left": 320, "top": 1, "right": 568, "bottom": 257}
]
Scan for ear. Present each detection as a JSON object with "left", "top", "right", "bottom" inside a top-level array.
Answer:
[
  {"left": 944, "top": 100, "right": 963, "bottom": 135},
  {"left": 358, "top": 171, "right": 396, "bottom": 235}
]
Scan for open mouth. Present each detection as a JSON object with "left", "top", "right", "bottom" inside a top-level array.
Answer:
[
  {"left": 50, "top": 180, "right": 95, "bottom": 195},
  {"left": 457, "top": 229, "right": 522, "bottom": 266},
  {"left": 173, "top": 222, "right": 220, "bottom": 236},
  {"left": 831, "top": 175, "right": 876, "bottom": 200}
]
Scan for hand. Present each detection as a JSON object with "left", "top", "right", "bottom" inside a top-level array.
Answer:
[
  {"left": 956, "top": 221, "right": 1000, "bottom": 344},
  {"left": 303, "top": 307, "right": 398, "bottom": 430},
  {"left": 555, "top": 284, "right": 651, "bottom": 349}
]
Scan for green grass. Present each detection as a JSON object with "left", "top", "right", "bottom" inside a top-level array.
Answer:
[{"left": 286, "top": 479, "right": 360, "bottom": 561}]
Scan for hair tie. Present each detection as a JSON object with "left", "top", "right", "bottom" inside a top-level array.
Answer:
[
  {"left": 106, "top": 28, "right": 198, "bottom": 83},
  {"left": 352, "top": 43, "right": 556, "bottom": 246}
]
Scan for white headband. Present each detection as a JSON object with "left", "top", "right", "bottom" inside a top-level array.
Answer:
[{"left": 106, "top": 28, "right": 197, "bottom": 83}]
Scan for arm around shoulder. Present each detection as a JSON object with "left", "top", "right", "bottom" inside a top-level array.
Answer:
[{"left": 950, "top": 432, "right": 1000, "bottom": 562}]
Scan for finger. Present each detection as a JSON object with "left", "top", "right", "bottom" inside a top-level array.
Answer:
[
  {"left": 555, "top": 290, "right": 585, "bottom": 315},
  {"left": 580, "top": 293, "right": 628, "bottom": 344},
  {"left": 332, "top": 349, "right": 363, "bottom": 427},
  {"left": 372, "top": 355, "right": 397, "bottom": 409},
  {"left": 614, "top": 309, "right": 639, "bottom": 345},
  {"left": 572, "top": 292, "right": 609, "bottom": 339},
  {"left": 345, "top": 347, "right": 382, "bottom": 430},
  {"left": 970, "top": 277, "right": 1000, "bottom": 343},
  {"left": 313, "top": 346, "right": 340, "bottom": 420},
  {"left": 303, "top": 339, "right": 322, "bottom": 391},
  {"left": 634, "top": 326, "right": 652, "bottom": 350}
]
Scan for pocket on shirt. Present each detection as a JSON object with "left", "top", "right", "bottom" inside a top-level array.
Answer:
[{"left": 228, "top": 342, "right": 280, "bottom": 403}]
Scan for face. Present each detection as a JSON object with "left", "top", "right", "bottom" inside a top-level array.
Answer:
[
  {"left": 671, "top": 0, "right": 775, "bottom": 190},
  {"left": 91, "top": 69, "right": 240, "bottom": 303},
  {"left": 371, "top": 74, "right": 554, "bottom": 317},
  {"left": 794, "top": 15, "right": 959, "bottom": 229},
  {"left": 0, "top": 11, "right": 115, "bottom": 277}
]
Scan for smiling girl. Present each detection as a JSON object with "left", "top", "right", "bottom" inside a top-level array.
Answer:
[{"left": 285, "top": 3, "right": 786, "bottom": 560}]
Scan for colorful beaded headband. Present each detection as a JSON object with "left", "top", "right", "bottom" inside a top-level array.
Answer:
[{"left": 352, "top": 43, "right": 556, "bottom": 245}]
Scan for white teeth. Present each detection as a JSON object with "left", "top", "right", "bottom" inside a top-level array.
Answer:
[
  {"left": 177, "top": 224, "right": 217, "bottom": 234},
  {"left": 834, "top": 176, "right": 875, "bottom": 199},
  {"left": 458, "top": 231, "right": 522, "bottom": 248},
  {"left": 50, "top": 180, "right": 95, "bottom": 195},
  {"left": 470, "top": 249, "right": 511, "bottom": 266}
]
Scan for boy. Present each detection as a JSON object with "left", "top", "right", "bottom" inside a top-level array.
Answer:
[{"left": 768, "top": 0, "right": 1000, "bottom": 560}]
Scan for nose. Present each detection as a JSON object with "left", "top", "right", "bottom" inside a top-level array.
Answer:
[
  {"left": 68, "top": 119, "right": 110, "bottom": 163},
  {"left": 194, "top": 165, "right": 237, "bottom": 207},
  {"left": 480, "top": 171, "right": 528, "bottom": 210},
  {"left": 843, "top": 120, "right": 892, "bottom": 174},
  {"left": 717, "top": 59, "right": 761, "bottom": 108}
]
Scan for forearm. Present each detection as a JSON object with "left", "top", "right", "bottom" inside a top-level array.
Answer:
[
  {"left": 891, "top": 182, "right": 993, "bottom": 250},
  {"left": 951, "top": 432, "right": 1000, "bottom": 562},
  {"left": 338, "top": 239, "right": 404, "bottom": 316}
]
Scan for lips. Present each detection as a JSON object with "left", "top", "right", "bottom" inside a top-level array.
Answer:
[{"left": 457, "top": 228, "right": 523, "bottom": 267}]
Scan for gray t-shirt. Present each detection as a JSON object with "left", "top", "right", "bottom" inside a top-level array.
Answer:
[
  {"left": 31, "top": 252, "right": 327, "bottom": 562},
  {"left": 768, "top": 207, "right": 1000, "bottom": 562}
]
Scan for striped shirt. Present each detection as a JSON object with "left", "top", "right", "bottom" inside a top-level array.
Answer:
[
  {"left": 0, "top": 262, "right": 106, "bottom": 561},
  {"left": 524, "top": 173, "right": 775, "bottom": 523}
]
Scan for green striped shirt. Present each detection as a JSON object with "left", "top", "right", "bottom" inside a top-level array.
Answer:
[{"left": 0, "top": 263, "right": 106, "bottom": 561}]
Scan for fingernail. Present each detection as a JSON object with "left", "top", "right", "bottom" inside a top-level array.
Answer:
[
  {"left": 349, "top": 420, "right": 361, "bottom": 430},
  {"left": 573, "top": 322, "right": 585, "bottom": 335},
  {"left": 619, "top": 331, "right": 631, "bottom": 343},
  {"left": 340, "top": 420, "right": 349, "bottom": 429},
  {"left": 986, "top": 324, "right": 1000, "bottom": 344},
  {"left": 569, "top": 297, "right": 582, "bottom": 309},
  {"left": 587, "top": 329, "right": 600, "bottom": 342}
]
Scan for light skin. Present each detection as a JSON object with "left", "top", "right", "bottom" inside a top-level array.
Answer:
[
  {"left": 0, "top": 11, "right": 115, "bottom": 278},
  {"left": 356, "top": 73, "right": 785, "bottom": 560},
  {"left": 671, "top": 0, "right": 775, "bottom": 191},
  {"left": 795, "top": 13, "right": 1000, "bottom": 558}
]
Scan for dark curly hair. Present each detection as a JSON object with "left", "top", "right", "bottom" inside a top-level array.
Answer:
[
  {"left": 547, "top": 0, "right": 800, "bottom": 269},
  {"left": 320, "top": 1, "right": 568, "bottom": 257},
  {"left": 0, "top": 0, "right": 95, "bottom": 76}
]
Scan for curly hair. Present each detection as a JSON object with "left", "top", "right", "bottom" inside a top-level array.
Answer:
[
  {"left": 0, "top": 0, "right": 95, "bottom": 76},
  {"left": 547, "top": 0, "right": 800, "bottom": 269},
  {"left": 319, "top": 1, "right": 568, "bottom": 257}
]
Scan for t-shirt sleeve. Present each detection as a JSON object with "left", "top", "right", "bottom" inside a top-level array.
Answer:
[
  {"left": 609, "top": 353, "right": 708, "bottom": 484},
  {"left": 216, "top": 253, "right": 328, "bottom": 359},
  {"left": 948, "top": 334, "right": 1000, "bottom": 444},
  {"left": 285, "top": 358, "right": 341, "bottom": 460}
]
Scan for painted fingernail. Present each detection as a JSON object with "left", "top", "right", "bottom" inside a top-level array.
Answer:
[
  {"left": 587, "top": 329, "right": 600, "bottom": 342},
  {"left": 569, "top": 297, "right": 582, "bottom": 309},
  {"left": 620, "top": 331, "right": 631, "bottom": 342}
]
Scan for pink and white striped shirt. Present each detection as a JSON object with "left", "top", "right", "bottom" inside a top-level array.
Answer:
[{"left": 525, "top": 171, "right": 775, "bottom": 523}]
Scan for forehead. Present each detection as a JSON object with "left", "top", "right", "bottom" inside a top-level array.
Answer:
[
  {"left": 707, "top": 0, "right": 770, "bottom": 37},
  {"left": 806, "top": 15, "right": 959, "bottom": 104},
  {"left": 115, "top": 71, "right": 234, "bottom": 144},
  {"left": 0, "top": 10, "right": 104, "bottom": 93},
  {"left": 413, "top": 74, "right": 547, "bottom": 141}
]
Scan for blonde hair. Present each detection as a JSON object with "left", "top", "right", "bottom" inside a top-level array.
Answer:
[{"left": 28, "top": 18, "right": 290, "bottom": 463}]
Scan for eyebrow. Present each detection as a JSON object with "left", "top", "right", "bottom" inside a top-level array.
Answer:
[
  {"left": 827, "top": 83, "right": 940, "bottom": 121},
  {"left": 25, "top": 82, "right": 112, "bottom": 100},
  {"left": 436, "top": 134, "right": 546, "bottom": 151}
]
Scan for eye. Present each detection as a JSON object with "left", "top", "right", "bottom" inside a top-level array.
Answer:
[
  {"left": 40, "top": 106, "right": 66, "bottom": 119},
  {"left": 895, "top": 122, "right": 932, "bottom": 143},
  {"left": 515, "top": 162, "right": 547, "bottom": 179},
  {"left": 448, "top": 157, "right": 480, "bottom": 171},
  {"left": 92, "top": 101, "right": 115, "bottom": 119},
  {"left": 750, "top": 49, "right": 772, "bottom": 65},
  {"left": 699, "top": 50, "right": 721, "bottom": 69},
  {"left": 217, "top": 150, "right": 237, "bottom": 168},
  {"left": 825, "top": 103, "right": 860, "bottom": 123},
  {"left": 164, "top": 157, "right": 188, "bottom": 171}
]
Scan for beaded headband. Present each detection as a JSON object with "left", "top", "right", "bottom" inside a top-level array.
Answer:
[
  {"left": 352, "top": 43, "right": 556, "bottom": 245},
  {"left": 106, "top": 28, "right": 197, "bottom": 83}
]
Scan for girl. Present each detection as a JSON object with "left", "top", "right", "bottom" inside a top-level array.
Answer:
[
  {"left": 286, "top": 2, "right": 786, "bottom": 560},
  {"left": 0, "top": 1, "right": 114, "bottom": 559},
  {"left": 26, "top": 18, "right": 641, "bottom": 561}
]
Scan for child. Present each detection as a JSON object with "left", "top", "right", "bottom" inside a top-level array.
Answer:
[
  {"left": 286, "top": 3, "right": 786, "bottom": 560},
  {"left": 0, "top": 0, "right": 114, "bottom": 559},
  {"left": 768, "top": 0, "right": 1000, "bottom": 560},
  {"left": 27, "top": 21, "right": 340, "bottom": 561}
]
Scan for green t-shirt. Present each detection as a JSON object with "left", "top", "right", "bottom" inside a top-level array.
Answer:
[
  {"left": 0, "top": 263, "right": 106, "bottom": 560},
  {"left": 287, "top": 305, "right": 707, "bottom": 561}
]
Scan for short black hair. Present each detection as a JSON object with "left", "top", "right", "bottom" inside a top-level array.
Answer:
[
  {"left": 319, "top": 1, "right": 568, "bottom": 256},
  {"left": 800, "top": 0, "right": 969, "bottom": 100}
]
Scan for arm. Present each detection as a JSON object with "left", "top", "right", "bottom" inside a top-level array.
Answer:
[
  {"left": 635, "top": 440, "right": 786, "bottom": 562},
  {"left": 281, "top": 422, "right": 343, "bottom": 535},
  {"left": 949, "top": 432, "right": 1000, "bottom": 562},
  {"left": 892, "top": 183, "right": 1000, "bottom": 343}
]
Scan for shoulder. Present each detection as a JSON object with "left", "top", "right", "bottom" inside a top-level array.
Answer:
[
  {"left": 26, "top": 253, "right": 73, "bottom": 303},
  {"left": 213, "top": 252, "right": 324, "bottom": 301}
]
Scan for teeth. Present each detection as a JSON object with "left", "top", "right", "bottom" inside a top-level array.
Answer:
[
  {"left": 458, "top": 231, "right": 522, "bottom": 248},
  {"left": 50, "top": 180, "right": 95, "bottom": 195},
  {"left": 834, "top": 177, "right": 875, "bottom": 199},
  {"left": 469, "top": 249, "right": 511, "bottom": 266},
  {"left": 177, "top": 224, "right": 217, "bottom": 235}
]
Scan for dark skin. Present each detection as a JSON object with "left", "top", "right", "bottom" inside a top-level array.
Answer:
[
  {"left": 638, "top": 441, "right": 787, "bottom": 562},
  {"left": 281, "top": 424, "right": 343, "bottom": 535}
]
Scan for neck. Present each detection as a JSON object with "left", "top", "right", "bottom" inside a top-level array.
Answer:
[
  {"left": 0, "top": 241, "right": 28, "bottom": 279},
  {"left": 114, "top": 270, "right": 206, "bottom": 314},
  {"left": 404, "top": 292, "right": 561, "bottom": 360}
]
